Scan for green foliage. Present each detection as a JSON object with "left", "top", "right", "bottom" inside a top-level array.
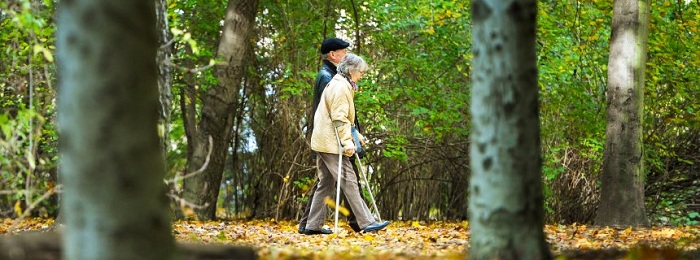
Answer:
[
  {"left": 0, "top": 0, "right": 58, "bottom": 217},
  {"left": 643, "top": 1, "right": 700, "bottom": 226},
  {"left": 687, "top": 212, "right": 700, "bottom": 226},
  {"left": 537, "top": 0, "right": 612, "bottom": 222},
  {"left": 0, "top": 0, "right": 698, "bottom": 223},
  {"left": 163, "top": 0, "right": 229, "bottom": 177},
  {"left": 0, "top": 108, "right": 57, "bottom": 217},
  {"left": 347, "top": 0, "right": 471, "bottom": 179},
  {"left": 292, "top": 176, "right": 314, "bottom": 205}
]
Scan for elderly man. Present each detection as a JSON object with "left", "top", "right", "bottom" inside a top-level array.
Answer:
[{"left": 311, "top": 38, "right": 349, "bottom": 116}]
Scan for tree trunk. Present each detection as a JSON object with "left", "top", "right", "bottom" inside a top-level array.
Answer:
[
  {"left": 155, "top": 0, "right": 174, "bottom": 170},
  {"left": 183, "top": 0, "right": 259, "bottom": 220},
  {"left": 0, "top": 231, "right": 256, "bottom": 260},
  {"left": 595, "top": 0, "right": 650, "bottom": 227},
  {"left": 468, "top": 0, "right": 550, "bottom": 259},
  {"left": 56, "top": 0, "right": 175, "bottom": 259}
]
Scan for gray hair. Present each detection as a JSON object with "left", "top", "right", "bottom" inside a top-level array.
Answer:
[{"left": 337, "top": 53, "right": 368, "bottom": 77}]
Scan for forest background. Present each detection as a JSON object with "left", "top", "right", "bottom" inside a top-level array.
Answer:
[{"left": 1, "top": 0, "right": 699, "bottom": 227}]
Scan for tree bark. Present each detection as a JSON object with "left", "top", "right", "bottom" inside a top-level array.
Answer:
[
  {"left": 56, "top": 0, "right": 175, "bottom": 259},
  {"left": 183, "top": 0, "right": 259, "bottom": 220},
  {"left": 0, "top": 231, "right": 256, "bottom": 260},
  {"left": 155, "top": 0, "right": 174, "bottom": 169},
  {"left": 469, "top": 0, "right": 550, "bottom": 259},
  {"left": 595, "top": 0, "right": 651, "bottom": 227}
]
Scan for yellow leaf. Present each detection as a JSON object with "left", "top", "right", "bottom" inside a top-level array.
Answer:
[
  {"left": 412, "top": 221, "right": 425, "bottom": 228},
  {"left": 323, "top": 196, "right": 350, "bottom": 216},
  {"left": 575, "top": 238, "right": 591, "bottom": 249},
  {"left": 363, "top": 234, "right": 376, "bottom": 241},
  {"left": 659, "top": 228, "right": 676, "bottom": 238},
  {"left": 327, "top": 233, "right": 338, "bottom": 240},
  {"left": 181, "top": 206, "right": 196, "bottom": 219},
  {"left": 14, "top": 201, "right": 22, "bottom": 216},
  {"left": 33, "top": 44, "right": 54, "bottom": 63}
]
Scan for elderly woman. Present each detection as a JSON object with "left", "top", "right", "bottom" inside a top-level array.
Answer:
[{"left": 304, "top": 54, "right": 390, "bottom": 235}]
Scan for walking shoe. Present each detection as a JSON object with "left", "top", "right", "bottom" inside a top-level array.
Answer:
[
  {"left": 363, "top": 221, "right": 390, "bottom": 232},
  {"left": 304, "top": 228, "right": 333, "bottom": 235},
  {"left": 349, "top": 222, "right": 362, "bottom": 233}
]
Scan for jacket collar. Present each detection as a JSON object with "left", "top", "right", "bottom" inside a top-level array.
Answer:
[
  {"left": 322, "top": 60, "right": 337, "bottom": 74},
  {"left": 332, "top": 74, "right": 357, "bottom": 92}
]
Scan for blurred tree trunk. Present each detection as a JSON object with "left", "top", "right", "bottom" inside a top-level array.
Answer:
[
  {"left": 595, "top": 0, "right": 651, "bottom": 227},
  {"left": 155, "top": 0, "right": 173, "bottom": 169},
  {"left": 56, "top": 0, "right": 175, "bottom": 259},
  {"left": 182, "top": 0, "right": 259, "bottom": 220},
  {"left": 468, "top": 0, "right": 550, "bottom": 259}
]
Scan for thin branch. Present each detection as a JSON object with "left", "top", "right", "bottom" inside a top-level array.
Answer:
[
  {"left": 159, "top": 37, "right": 176, "bottom": 50},
  {"left": 163, "top": 59, "right": 221, "bottom": 74},
  {"left": 165, "top": 135, "right": 214, "bottom": 185},
  {"left": 9, "top": 184, "right": 62, "bottom": 233},
  {"left": 167, "top": 190, "right": 209, "bottom": 210}
]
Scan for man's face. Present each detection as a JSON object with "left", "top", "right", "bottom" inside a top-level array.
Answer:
[{"left": 328, "top": 48, "right": 347, "bottom": 64}]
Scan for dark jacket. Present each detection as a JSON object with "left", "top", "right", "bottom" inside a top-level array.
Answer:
[
  {"left": 311, "top": 60, "right": 362, "bottom": 132},
  {"left": 312, "top": 60, "right": 337, "bottom": 117}
]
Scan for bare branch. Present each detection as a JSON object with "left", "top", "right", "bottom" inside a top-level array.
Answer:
[{"left": 165, "top": 135, "right": 213, "bottom": 185}]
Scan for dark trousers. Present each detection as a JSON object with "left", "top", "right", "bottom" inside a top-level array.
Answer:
[{"left": 298, "top": 156, "right": 366, "bottom": 232}]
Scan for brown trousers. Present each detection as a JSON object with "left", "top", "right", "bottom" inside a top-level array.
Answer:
[{"left": 304, "top": 152, "right": 376, "bottom": 231}]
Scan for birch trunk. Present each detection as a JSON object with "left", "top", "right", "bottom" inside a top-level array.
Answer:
[{"left": 469, "top": 0, "right": 550, "bottom": 258}]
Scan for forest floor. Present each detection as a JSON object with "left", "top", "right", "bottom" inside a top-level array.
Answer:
[{"left": 2, "top": 218, "right": 700, "bottom": 259}]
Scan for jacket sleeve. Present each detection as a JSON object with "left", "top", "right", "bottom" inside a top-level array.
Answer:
[
  {"left": 312, "top": 70, "right": 333, "bottom": 116},
  {"left": 328, "top": 86, "right": 354, "bottom": 150}
]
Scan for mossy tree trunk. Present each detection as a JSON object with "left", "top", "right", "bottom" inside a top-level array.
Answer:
[
  {"left": 595, "top": 0, "right": 651, "bottom": 227},
  {"left": 56, "top": 0, "right": 175, "bottom": 259},
  {"left": 182, "top": 0, "right": 259, "bottom": 220}
]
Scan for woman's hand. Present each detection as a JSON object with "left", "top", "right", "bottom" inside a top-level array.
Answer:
[{"left": 344, "top": 146, "right": 356, "bottom": 157}]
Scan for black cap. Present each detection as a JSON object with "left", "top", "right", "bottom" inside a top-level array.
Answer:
[{"left": 320, "top": 38, "right": 350, "bottom": 54}]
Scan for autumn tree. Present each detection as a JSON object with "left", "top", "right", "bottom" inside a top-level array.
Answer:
[
  {"left": 182, "top": 0, "right": 259, "bottom": 220},
  {"left": 595, "top": 0, "right": 651, "bottom": 227},
  {"left": 468, "top": 0, "right": 550, "bottom": 258},
  {"left": 56, "top": 0, "right": 175, "bottom": 258}
]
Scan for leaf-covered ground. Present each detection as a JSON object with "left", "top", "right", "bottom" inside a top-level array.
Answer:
[{"left": 2, "top": 218, "right": 700, "bottom": 259}]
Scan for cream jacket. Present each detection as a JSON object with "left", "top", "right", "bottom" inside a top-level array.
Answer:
[{"left": 311, "top": 74, "right": 363, "bottom": 154}]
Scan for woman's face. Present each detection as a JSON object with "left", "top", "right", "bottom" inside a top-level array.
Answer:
[{"left": 350, "top": 68, "right": 366, "bottom": 82}]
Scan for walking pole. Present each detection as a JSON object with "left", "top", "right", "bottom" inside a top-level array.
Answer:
[
  {"left": 333, "top": 127, "right": 343, "bottom": 233},
  {"left": 354, "top": 153, "right": 382, "bottom": 222}
]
